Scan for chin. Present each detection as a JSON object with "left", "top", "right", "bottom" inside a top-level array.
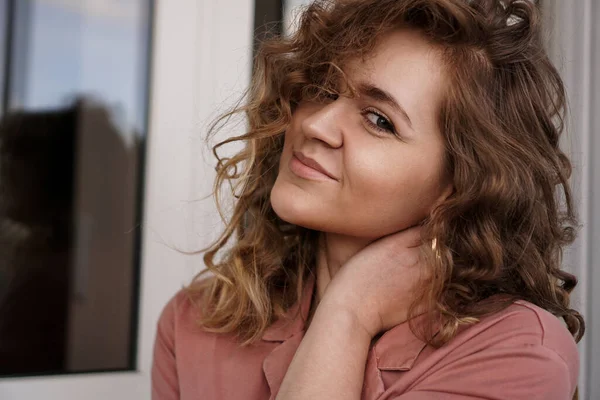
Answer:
[{"left": 270, "top": 180, "right": 327, "bottom": 231}]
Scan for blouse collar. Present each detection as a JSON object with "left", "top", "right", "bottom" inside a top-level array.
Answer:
[{"left": 260, "top": 273, "right": 431, "bottom": 371}]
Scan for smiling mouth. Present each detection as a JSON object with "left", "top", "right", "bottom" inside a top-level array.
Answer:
[{"left": 289, "top": 153, "right": 337, "bottom": 181}]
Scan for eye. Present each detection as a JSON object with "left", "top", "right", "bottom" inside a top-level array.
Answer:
[{"left": 362, "top": 108, "right": 396, "bottom": 135}]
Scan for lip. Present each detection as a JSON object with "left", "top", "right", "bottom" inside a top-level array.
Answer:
[{"left": 290, "top": 151, "right": 337, "bottom": 181}]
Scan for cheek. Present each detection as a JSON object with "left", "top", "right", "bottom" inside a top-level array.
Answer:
[{"left": 344, "top": 149, "right": 447, "bottom": 220}]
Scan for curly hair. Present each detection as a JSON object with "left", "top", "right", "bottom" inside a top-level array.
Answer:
[{"left": 187, "top": 0, "right": 585, "bottom": 348}]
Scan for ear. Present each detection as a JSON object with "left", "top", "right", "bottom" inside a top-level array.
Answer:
[{"left": 435, "top": 182, "right": 454, "bottom": 206}]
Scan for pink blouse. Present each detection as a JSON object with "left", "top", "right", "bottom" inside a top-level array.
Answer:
[{"left": 152, "top": 274, "right": 579, "bottom": 399}]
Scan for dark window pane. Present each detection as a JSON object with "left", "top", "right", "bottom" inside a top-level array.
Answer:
[
  {"left": 253, "top": 0, "right": 282, "bottom": 53},
  {"left": 0, "top": 0, "right": 152, "bottom": 376}
]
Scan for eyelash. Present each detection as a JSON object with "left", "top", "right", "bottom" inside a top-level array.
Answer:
[
  {"left": 361, "top": 107, "right": 397, "bottom": 136},
  {"left": 322, "top": 93, "right": 398, "bottom": 137}
]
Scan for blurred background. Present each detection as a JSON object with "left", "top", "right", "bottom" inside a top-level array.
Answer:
[{"left": 0, "top": 0, "right": 597, "bottom": 398}]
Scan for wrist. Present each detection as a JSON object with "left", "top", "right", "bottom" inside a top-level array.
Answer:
[{"left": 314, "top": 297, "right": 379, "bottom": 340}]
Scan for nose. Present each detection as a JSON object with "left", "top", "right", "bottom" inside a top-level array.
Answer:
[{"left": 300, "top": 101, "right": 344, "bottom": 148}]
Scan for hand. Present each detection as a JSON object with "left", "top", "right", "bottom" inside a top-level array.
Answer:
[{"left": 318, "top": 225, "right": 429, "bottom": 338}]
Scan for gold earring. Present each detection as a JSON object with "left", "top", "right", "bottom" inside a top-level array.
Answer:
[{"left": 431, "top": 238, "right": 441, "bottom": 261}]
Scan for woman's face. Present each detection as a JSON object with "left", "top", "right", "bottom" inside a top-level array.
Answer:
[{"left": 270, "top": 29, "right": 453, "bottom": 239}]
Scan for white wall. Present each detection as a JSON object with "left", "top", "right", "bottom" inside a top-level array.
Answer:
[
  {"left": 283, "top": 0, "right": 312, "bottom": 35},
  {"left": 140, "top": 0, "right": 254, "bottom": 376}
]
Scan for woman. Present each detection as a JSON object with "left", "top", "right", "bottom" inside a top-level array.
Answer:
[{"left": 152, "top": 0, "right": 584, "bottom": 399}]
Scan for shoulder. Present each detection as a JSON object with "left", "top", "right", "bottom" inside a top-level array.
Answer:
[
  {"left": 433, "top": 300, "right": 579, "bottom": 396},
  {"left": 449, "top": 300, "right": 579, "bottom": 366},
  {"left": 155, "top": 277, "right": 215, "bottom": 340},
  {"left": 508, "top": 300, "right": 579, "bottom": 363},
  {"left": 152, "top": 277, "right": 221, "bottom": 398},
  {"left": 377, "top": 301, "right": 580, "bottom": 399},
  {"left": 466, "top": 300, "right": 579, "bottom": 367}
]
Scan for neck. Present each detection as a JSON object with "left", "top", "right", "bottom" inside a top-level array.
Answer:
[{"left": 314, "top": 232, "right": 373, "bottom": 306}]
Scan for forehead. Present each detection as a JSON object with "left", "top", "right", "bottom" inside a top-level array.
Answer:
[{"left": 344, "top": 29, "right": 447, "bottom": 131}]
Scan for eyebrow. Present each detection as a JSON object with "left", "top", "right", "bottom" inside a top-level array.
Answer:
[{"left": 356, "top": 82, "right": 413, "bottom": 129}]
